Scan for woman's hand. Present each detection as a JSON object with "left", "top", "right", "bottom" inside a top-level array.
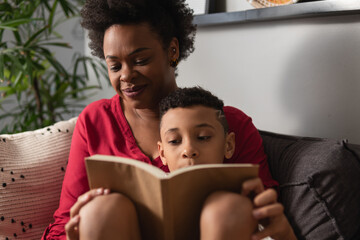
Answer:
[
  {"left": 65, "top": 188, "right": 110, "bottom": 240},
  {"left": 241, "top": 178, "right": 297, "bottom": 240}
]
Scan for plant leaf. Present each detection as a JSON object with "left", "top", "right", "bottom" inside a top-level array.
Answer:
[
  {"left": 12, "top": 31, "right": 22, "bottom": 44},
  {"left": 39, "top": 42, "right": 72, "bottom": 48},
  {"left": 0, "top": 53, "right": 4, "bottom": 81},
  {"left": 58, "top": 0, "right": 77, "bottom": 17},
  {"left": 0, "top": 3, "right": 13, "bottom": 13},
  {"left": 24, "top": 25, "right": 49, "bottom": 47},
  {"left": 48, "top": 0, "right": 58, "bottom": 32},
  {"left": 0, "top": 18, "right": 40, "bottom": 29}
]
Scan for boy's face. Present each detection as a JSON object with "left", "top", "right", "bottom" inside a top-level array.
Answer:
[{"left": 158, "top": 106, "right": 235, "bottom": 172}]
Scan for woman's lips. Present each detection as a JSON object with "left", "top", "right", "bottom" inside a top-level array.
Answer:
[{"left": 121, "top": 85, "right": 146, "bottom": 98}]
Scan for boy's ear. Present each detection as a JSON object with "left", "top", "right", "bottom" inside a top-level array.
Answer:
[
  {"left": 157, "top": 141, "right": 167, "bottom": 165},
  {"left": 224, "top": 132, "right": 235, "bottom": 159}
]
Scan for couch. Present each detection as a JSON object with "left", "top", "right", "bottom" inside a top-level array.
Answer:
[{"left": 0, "top": 117, "right": 359, "bottom": 240}]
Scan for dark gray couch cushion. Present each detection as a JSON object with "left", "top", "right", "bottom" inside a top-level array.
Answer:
[{"left": 259, "top": 131, "right": 360, "bottom": 240}]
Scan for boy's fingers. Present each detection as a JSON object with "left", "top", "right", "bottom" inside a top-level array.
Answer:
[
  {"left": 253, "top": 202, "right": 284, "bottom": 220},
  {"left": 252, "top": 212, "right": 296, "bottom": 240},
  {"left": 253, "top": 188, "right": 277, "bottom": 207},
  {"left": 251, "top": 225, "right": 276, "bottom": 240},
  {"left": 241, "top": 178, "right": 264, "bottom": 197},
  {"left": 65, "top": 215, "right": 80, "bottom": 240}
]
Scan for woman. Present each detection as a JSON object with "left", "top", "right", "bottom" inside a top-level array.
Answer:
[{"left": 42, "top": 0, "right": 296, "bottom": 239}]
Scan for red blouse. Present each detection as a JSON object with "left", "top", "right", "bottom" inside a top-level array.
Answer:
[{"left": 42, "top": 95, "right": 277, "bottom": 239}]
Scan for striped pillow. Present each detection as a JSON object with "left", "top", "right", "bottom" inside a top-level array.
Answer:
[{"left": 0, "top": 117, "right": 77, "bottom": 239}]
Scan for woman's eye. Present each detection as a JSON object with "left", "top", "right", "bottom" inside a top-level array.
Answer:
[
  {"left": 198, "top": 136, "right": 211, "bottom": 141},
  {"left": 110, "top": 65, "right": 121, "bottom": 72},
  {"left": 135, "top": 58, "right": 149, "bottom": 65}
]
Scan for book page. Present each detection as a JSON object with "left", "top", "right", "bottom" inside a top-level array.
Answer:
[
  {"left": 166, "top": 165, "right": 258, "bottom": 240},
  {"left": 85, "top": 158, "right": 167, "bottom": 240}
]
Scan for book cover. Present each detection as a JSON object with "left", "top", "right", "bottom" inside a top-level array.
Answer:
[{"left": 85, "top": 154, "right": 259, "bottom": 240}]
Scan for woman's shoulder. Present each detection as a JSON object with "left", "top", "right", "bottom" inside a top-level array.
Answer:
[
  {"left": 74, "top": 95, "right": 129, "bottom": 139},
  {"left": 82, "top": 96, "right": 116, "bottom": 112},
  {"left": 223, "top": 105, "right": 257, "bottom": 137},
  {"left": 223, "top": 106, "right": 252, "bottom": 123},
  {"left": 79, "top": 95, "right": 120, "bottom": 119}
]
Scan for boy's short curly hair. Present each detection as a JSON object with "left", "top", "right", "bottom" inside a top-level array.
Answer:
[
  {"left": 159, "top": 87, "right": 229, "bottom": 133},
  {"left": 80, "top": 0, "right": 196, "bottom": 61}
]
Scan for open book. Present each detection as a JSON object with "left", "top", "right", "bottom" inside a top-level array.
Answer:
[{"left": 85, "top": 154, "right": 259, "bottom": 240}]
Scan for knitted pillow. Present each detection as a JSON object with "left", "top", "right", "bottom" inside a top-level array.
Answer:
[
  {"left": 260, "top": 131, "right": 360, "bottom": 240},
  {"left": 0, "top": 117, "right": 77, "bottom": 239}
]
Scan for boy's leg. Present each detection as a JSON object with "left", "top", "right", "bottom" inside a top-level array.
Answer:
[
  {"left": 200, "top": 191, "right": 257, "bottom": 240},
  {"left": 78, "top": 193, "right": 141, "bottom": 240}
]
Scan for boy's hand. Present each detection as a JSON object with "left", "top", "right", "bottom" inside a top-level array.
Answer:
[
  {"left": 65, "top": 215, "right": 80, "bottom": 240},
  {"left": 241, "top": 178, "right": 297, "bottom": 240},
  {"left": 65, "top": 188, "right": 110, "bottom": 240}
]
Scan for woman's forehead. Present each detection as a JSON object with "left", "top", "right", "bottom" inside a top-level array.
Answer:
[{"left": 103, "top": 23, "right": 163, "bottom": 53}]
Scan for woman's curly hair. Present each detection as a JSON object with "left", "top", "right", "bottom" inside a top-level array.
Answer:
[{"left": 80, "top": 0, "right": 196, "bottom": 61}]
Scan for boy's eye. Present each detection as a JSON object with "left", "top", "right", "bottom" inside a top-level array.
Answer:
[
  {"left": 198, "top": 136, "right": 211, "bottom": 141},
  {"left": 168, "top": 139, "right": 181, "bottom": 145}
]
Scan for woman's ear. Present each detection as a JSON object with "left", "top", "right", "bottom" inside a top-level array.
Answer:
[
  {"left": 168, "top": 37, "right": 179, "bottom": 60},
  {"left": 157, "top": 141, "right": 167, "bottom": 165},
  {"left": 224, "top": 132, "right": 235, "bottom": 159}
]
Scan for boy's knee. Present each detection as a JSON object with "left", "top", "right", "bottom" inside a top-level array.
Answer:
[
  {"left": 79, "top": 193, "right": 135, "bottom": 219},
  {"left": 79, "top": 193, "right": 139, "bottom": 238},
  {"left": 200, "top": 191, "right": 256, "bottom": 230}
]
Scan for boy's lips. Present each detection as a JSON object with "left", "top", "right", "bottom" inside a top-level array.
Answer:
[{"left": 121, "top": 85, "right": 146, "bottom": 97}]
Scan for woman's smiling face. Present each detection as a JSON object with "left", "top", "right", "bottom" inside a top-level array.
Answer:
[{"left": 103, "top": 23, "right": 178, "bottom": 109}]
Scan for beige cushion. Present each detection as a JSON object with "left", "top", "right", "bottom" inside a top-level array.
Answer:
[{"left": 0, "top": 117, "right": 77, "bottom": 239}]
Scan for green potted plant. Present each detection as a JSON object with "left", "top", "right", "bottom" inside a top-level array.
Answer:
[{"left": 0, "top": 0, "right": 107, "bottom": 133}]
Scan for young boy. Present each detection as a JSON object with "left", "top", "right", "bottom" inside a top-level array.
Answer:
[
  {"left": 157, "top": 86, "right": 235, "bottom": 171},
  {"left": 157, "top": 86, "right": 295, "bottom": 240}
]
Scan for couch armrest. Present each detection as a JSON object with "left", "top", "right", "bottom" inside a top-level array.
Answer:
[{"left": 260, "top": 130, "right": 360, "bottom": 240}]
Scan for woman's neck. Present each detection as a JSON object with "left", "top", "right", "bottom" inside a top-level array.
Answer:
[
  {"left": 133, "top": 108, "right": 159, "bottom": 122},
  {"left": 121, "top": 101, "right": 162, "bottom": 160},
  {"left": 124, "top": 104, "right": 159, "bottom": 122}
]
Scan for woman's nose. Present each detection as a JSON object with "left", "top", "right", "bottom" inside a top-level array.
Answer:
[{"left": 119, "top": 65, "right": 133, "bottom": 82}]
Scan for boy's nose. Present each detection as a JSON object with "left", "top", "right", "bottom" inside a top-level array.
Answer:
[{"left": 182, "top": 144, "right": 199, "bottom": 160}]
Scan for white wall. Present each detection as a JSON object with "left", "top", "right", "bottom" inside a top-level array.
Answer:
[{"left": 176, "top": 14, "right": 360, "bottom": 144}]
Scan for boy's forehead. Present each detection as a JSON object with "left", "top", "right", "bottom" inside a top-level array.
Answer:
[
  {"left": 164, "top": 106, "right": 218, "bottom": 118},
  {"left": 160, "top": 106, "right": 221, "bottom": 128}
]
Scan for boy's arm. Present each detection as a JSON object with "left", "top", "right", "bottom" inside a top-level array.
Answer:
[{"left": 242, "top": 178, "right": 297, "bottom": 240}]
